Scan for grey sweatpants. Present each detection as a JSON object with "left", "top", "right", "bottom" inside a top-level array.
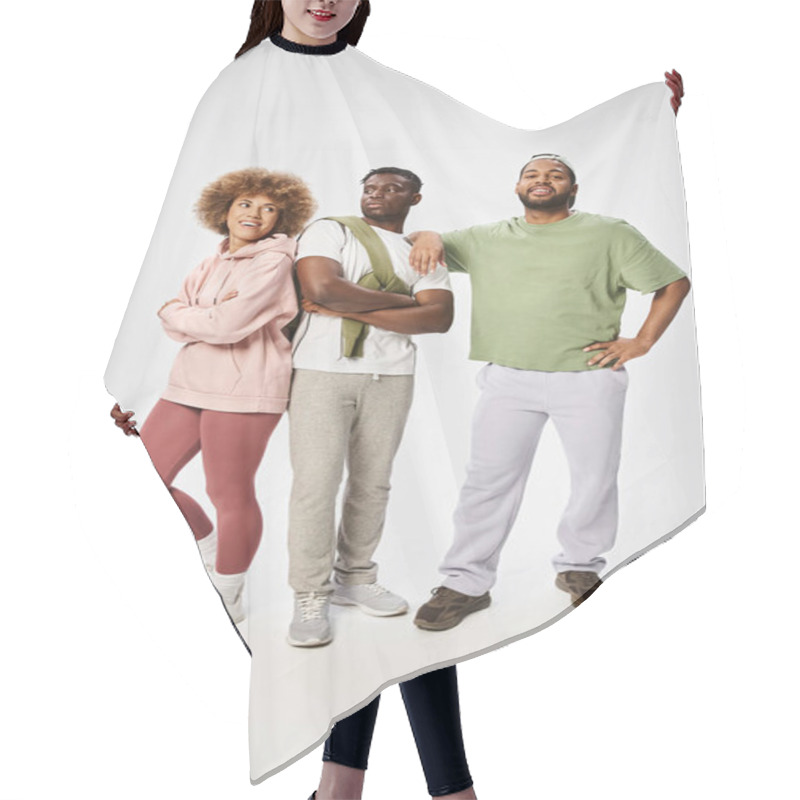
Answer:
[
  {"left": 441, "top": 364, "right": 628, "bottom": 596},
  {"left": 288, "top": 369, "right": 414, "bottom": 594}
]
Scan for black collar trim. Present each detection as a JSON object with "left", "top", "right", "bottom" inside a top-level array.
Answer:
[{"left": 269, "top": 33, "right": 348, "bottom": 55}]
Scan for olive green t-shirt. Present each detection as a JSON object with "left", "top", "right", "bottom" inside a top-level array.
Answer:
[{"left": 442, "top": 211, "right": 687, "bottom": 372}]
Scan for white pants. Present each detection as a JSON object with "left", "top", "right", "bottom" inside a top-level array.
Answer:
[{"left": 440, "top": 364, "right": 628, "bottom": 596}]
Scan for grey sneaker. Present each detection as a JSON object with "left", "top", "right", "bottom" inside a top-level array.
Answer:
[
  {"left": 287, "top": 592, "right": 332, "bottom": 647},
  {"left": 555, "top": 571, "right": 602, "bottom": 607},
  {"left": 414, "top": 585, "right": 491, "bottom": 631},
  {"left": 332, "top": 581, "right": 409, "bottom": 617}
]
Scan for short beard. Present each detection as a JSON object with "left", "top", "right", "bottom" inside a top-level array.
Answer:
[{"left": 517, "top": 190, "right": 569, "bottom": 211}]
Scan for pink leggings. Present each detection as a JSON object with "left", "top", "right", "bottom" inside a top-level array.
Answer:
[{"left": 140, "top": 399, "right": 281, "bottom": 575}]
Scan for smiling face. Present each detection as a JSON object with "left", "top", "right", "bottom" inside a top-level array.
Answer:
[
  {"left": 515, "top": 159, "right": 578, "bottom": 212},
  {"left": 280, "top": 0, "right": 361, "bottom": 45},
  {"left": 360, "top": 173, "right": 421, "bottom": 230},
  {"left": 226, "top": 194, "right": 280, "bottom": 252}
]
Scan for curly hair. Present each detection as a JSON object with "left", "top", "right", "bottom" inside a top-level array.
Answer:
[{"left": 195, "top": 168, "right": 316, "bottom": 238}]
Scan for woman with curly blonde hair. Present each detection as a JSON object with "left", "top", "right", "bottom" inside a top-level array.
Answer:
[{"left": 129, "top": 167, "right": 315, "bottom": 624}]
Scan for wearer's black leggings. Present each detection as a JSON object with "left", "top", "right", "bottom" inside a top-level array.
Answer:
[{"left": 323, "top": 665, "right": 472, "bottom": 797}]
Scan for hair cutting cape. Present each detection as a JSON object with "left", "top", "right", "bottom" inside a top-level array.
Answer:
[{"left": 105, "top": 36, "right": 704, "bottom": 783}]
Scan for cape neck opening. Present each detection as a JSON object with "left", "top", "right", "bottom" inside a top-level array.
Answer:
[{"left": 269, "top": 33, "right": 348, "bottom": 55}]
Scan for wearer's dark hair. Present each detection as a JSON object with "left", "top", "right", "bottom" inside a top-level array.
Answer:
[
  {"left": 236, "top": 1, "right": 372, "bottom": 59},
  {"left": 361, "top": 168, "right": 423, "bottom": 194},
  {"left": 519, "top": 156, "right": 577, "bottom": 185},
  {"left": 195, "top": 168, "right": 317, "bottom": 237}
]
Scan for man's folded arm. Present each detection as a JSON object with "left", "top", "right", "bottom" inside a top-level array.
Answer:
[
  {"left": 296, "top": 255, "right": 417, "bottom": 312},
  {"left": 331, "top": 288, "right": 453, "bottom": 335}
]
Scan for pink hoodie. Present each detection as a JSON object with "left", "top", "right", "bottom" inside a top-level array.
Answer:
[{"left": 159, "top": 234, "right": 298, "bottom": 413}]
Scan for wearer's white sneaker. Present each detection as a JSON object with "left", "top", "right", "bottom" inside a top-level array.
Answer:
[
  {"left": 210, "top": 570, "right": 246, "bottom": 624},
  {"left": 331, "top": 581, "right": 409, "bottom": 617},
  {"left": 287, "top": 592, "right": 332, "bottom": 647}
]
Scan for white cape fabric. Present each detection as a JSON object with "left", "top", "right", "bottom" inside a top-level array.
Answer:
[{"left": 105, "top": 38, "right": 704, "bottom": 783}]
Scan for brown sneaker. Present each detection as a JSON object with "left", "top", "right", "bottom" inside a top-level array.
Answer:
[
  {"left": 414, "top": 586, "right": 491, "bottom": 631},
  {"left": 555, "top": 571, "right": 602, "bottom": 607}
]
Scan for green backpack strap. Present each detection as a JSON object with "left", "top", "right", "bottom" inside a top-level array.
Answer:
[{"left": 326, "top": 216, "right": 411, "bottom": 358}]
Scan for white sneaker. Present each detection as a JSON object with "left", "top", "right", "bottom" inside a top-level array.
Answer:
[
  {"left": 331, "top": 582, "right": 409, "bottom": 617},
  {"left": 287, "top": 592, "right": 332, "bottom": 647},
  {"left": 210, "top": 570, "right": 246, "bottom": 624}
]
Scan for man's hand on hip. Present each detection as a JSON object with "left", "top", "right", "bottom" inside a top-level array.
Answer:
[{"left": 583, "top": 336, "right": 652, "bottom": 369}]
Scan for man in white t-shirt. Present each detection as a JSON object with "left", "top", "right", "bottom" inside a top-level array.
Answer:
[{"left": 287, "top": 168, "right": 453, "bottom": 647}]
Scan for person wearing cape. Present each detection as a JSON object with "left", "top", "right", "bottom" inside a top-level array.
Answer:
[{"left": 107, "top": 0, "right": 696, "bottom": 789}]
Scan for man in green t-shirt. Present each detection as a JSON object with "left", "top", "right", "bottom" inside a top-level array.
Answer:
[{"left": 410, "top": 155, "right": 691, "bottom": 631}]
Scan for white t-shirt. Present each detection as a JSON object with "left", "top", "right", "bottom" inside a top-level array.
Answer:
[{"left": 292, "top": 219, "right": 452, "bottom": 375}]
